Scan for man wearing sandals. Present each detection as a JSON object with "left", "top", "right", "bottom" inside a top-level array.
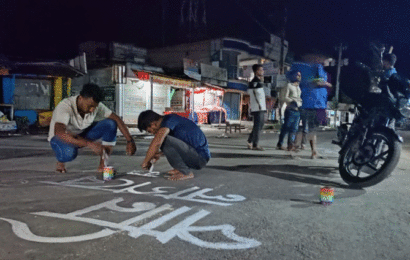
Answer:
[
  {"left": 291, "top": 52, "right": 332, "bottom": 159},
  {"left": 138, "top": 110, "right": 210, "bottom": 181},
  {"left": 48, "top": 83, "right": 136, "bottom": 173}
]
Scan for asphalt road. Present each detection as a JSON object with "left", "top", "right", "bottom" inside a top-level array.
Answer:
[{"left": 0, "top": 128, "right": 409, "bottom": 260}]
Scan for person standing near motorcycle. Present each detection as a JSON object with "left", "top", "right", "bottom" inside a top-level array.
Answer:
[
  {"left": 291, "top": 52, "right": 332, "bottom": 159},
  {"left": 381, "top": 53, "right": 405, "bottom": 128},
  {"left": 382, "top": 53, "right": 397, "bottom": 81}
]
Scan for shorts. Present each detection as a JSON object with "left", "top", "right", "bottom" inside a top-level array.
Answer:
[{"left": 299, "top": 109, "right": 327, "bottom": 132}]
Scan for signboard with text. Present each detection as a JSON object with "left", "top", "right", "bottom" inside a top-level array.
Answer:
[
  {"left": 262, "top": 62, "right": 280, "bottom": 77},
  {"left": 13, "top": 79, "right": 52, "bottom": 109},
  {"left": 200, "top": 63, "right": 227, "bottom": 87},
  {"left": 183, "top": 58, "right": 201, "bottom": 81},
  {"left": 264, "top": 34, "right": 288, "bottom": 62},
  {"left": 111, "top": 42, "right": 147, "bottom": 63}
]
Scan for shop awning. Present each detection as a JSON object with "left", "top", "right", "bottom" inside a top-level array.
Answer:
[
  {"left": 11, "top": 62, "right": 86, "bottom": 78},
  {"left": 152, "top": 75, "right": 196, "bottom": 89},
  {"left": 227, "top": 81, "right": 248, "bottom": 92},
  {"left": 132, "top": 70, "right": 198, "bottom": 89}
]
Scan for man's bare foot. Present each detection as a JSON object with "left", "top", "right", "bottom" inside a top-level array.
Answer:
[
  {"left": 288, "top": 152, "right": 300, "bottom": 159},
  {"left": 311, "top": 151, "right": 326, "bottom": 159},
  {"left": 167, "top": 169, "right": 180, "bottom": 175},
  {"left": 166, "top": 172, "right": 194, "bottom": 181},
  {"left": 56, "top": 162, "right": 67, "bottom": 173}
]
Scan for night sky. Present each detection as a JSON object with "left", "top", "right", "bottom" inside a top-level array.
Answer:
[{"left": 1, "top": 0, "right": 410, "bottom": 76}]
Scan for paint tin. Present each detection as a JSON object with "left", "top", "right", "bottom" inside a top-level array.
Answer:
[
  {"left": 320, "top": 186, "right": 334, "bottom": 205},
  {"left": 103, "top": 166, "right": 114, "bottom": 181}
]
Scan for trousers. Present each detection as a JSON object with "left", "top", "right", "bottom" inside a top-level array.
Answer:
[
  {"left": 50, "top": 119, "right": 117, "bottom": 162},
  {"left": 277, "top": 109, "right": 300, "bottom": 147},
  {"left": 248, "top": 111, "right": 265, "bottom": 147},
  {"left": 161, "top": 135, "right": 208, "bottom": 175}
]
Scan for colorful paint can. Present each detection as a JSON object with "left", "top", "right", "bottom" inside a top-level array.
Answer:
[
  {"left": 320, "top": 186, "right": 334, "bottom": 205},
  {"left": 103, "top": 166, "right": 114, "bottom": 181}
]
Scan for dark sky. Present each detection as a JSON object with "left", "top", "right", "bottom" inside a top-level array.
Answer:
[{"left": 1, "top": 0, "right": 410, "bottom": 76}]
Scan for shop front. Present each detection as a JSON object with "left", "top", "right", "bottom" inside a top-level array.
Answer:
[
  {"left": 186, "top": 84, "right": 226, "bottom": 124},
  {"left": 123, "top": 71, "right": 196, "bottom": 125},
  {"left": 1, "top": 61, "right": 83, "bottom": 127}
]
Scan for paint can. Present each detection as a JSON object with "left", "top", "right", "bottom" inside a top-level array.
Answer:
[
  {"left": 103, "top": 166, "right": 114, "bottom": 181},
  {"left": 320, "top": 186, "right": 334, "bottom": 205}
]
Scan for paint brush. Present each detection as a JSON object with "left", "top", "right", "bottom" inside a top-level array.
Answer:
[
  {"left": 149, "top": 160, "right": 154, "bottom": 173},
  {"left": 102, "top": 149, "right": 109, "bottom": 167}
]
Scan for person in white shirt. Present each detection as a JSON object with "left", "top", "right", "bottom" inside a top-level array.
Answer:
[
  {"left": 247, "top": 64, "right": 267, "bottom": 151},
  {"left": 276, "top": 70, "right": 302, "bottom": 151},
  {"left": 48, "top": 83, "right": 136, "bottom": 173}
]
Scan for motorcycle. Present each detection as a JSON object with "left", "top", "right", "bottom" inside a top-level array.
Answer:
[{"left": 333, "top": 51, "right": 410, "bottom": 187}]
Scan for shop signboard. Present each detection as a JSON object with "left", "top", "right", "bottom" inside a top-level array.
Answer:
[
  {"left": 111, "top": 42, "right": 147, "bottom": 63},
  {"left": 200, "top": 63, "right": 227, "bottom": 87},
  {"left": 152, "top": 75, "right": 192, "bottom": 89},
  {"left": 276, "top": 74, "right": 288, "bottom": 89},
  {"left": 123, "top": 80, "right": 149, "bottom": 125},
  {"left": 89, "top": 67, "right": 113, "bottom": 86},
  {"left": 264, "top": 34, "right": 288, "bottom": 61},
  {"left": 13, "top": 78, "right": 52, "bottom": 110},
  {"left": 184, "top": 58, "right": 201, "bottom": 81},
  {"left": 262, "top": 62, "right": 279, "bottom": 77}
]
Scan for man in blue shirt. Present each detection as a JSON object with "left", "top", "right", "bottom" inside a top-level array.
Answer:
[
  {"left": 291, "top": 53, "right": 332, "bottom": 159},
  {"left": 382, "top": 53, "right": 397, "bottom": 80},
  {"left": 138, "top": 110, "right": 210, "bottom": 181}
]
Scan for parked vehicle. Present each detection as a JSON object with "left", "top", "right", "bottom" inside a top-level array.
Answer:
[{"left": 333, "top": 47, "right": 410, "bottom": 187}]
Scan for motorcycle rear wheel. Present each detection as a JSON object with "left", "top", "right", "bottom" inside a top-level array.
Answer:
[{"left": 339, "top": 131, "right": 401, "bottom": 187}]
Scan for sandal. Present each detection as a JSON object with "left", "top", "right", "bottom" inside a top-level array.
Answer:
[{"left": 166, "top": 172, "right": 194, "bottom": 181}]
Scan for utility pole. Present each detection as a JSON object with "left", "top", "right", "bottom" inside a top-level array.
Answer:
[
  {"left": 162, "top": 0, "right": 166, "bottom": 46},
  {"left": 334, "top": 43, "right": 347, "bottom": 104},
  {"left": 279, "top": 6, "right": 287, "bottom": 74}
]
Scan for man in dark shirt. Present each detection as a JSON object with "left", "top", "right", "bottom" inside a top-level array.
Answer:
[{"left": 138, "top": 110, "right": 210, "bottom": 181}]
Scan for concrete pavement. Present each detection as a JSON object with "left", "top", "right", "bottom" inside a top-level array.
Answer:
[{"left": 0, "top": 127, "right": 409, "bottom": 259}]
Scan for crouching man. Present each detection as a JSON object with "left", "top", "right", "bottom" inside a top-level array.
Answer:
[
  {"left": 138, "top": 110, "right": 210, "bottom": 181},
  {"left": 48, "top": 83, "right": 136, "bottom": 173}
]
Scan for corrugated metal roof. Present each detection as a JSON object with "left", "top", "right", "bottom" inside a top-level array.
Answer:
[{"left": 11, "top": 62, "right": 85, "bottom": 78}]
